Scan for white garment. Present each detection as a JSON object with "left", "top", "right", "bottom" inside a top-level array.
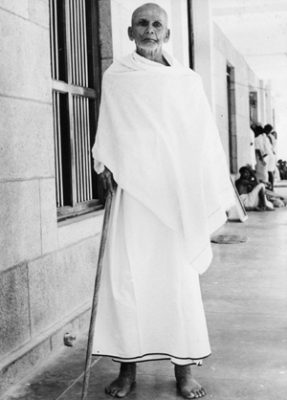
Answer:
[
  {"left": 92, "top": 52, "right": 235, "bottom": 363},
  {"left": 254, "top": 134, "right": 268, "bottom": 182},
  {"left": 93, "top": 187, "right": 211, "bottom": 364},
  {"left": 240, "top": 183, "right": 273, "bottom": 209},
  {"left": 249, "top": 128, "right": 256, "bottom": 168},
  {"left": 265, "top": 134, "right": 276, "bottom": 172}
]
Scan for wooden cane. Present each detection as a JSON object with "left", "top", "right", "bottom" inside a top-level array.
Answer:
[{"left": 81, "top": 191, "right": 113, "bottom": 400}]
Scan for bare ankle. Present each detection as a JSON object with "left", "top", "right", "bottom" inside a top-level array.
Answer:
[
  {"left": 119, "top": 362, "right": 136, "bottom": 378},
  {"left": 174, "top": 364, "right": 192, "bottom": 379}
]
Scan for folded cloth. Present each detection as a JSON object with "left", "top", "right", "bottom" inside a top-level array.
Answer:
[{"left": 93, "top": 51, "right": 235, "bottom": 274}]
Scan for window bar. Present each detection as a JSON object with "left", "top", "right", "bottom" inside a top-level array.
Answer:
[
  {"left": 53, "top": 92, "right": 64, "bottom": 207},
  {"left": 79, "top": 96, "right": 85, "bottom": 201},
  {"left": 77, "top": 96, "right": 84, "bottom": 202},
  {"left": 50, "top": 0, "right": 56, "bottom": 79},
  {"left": 65, "top": 1, "right": 77, "bottom": 206},
  {"left": 65, "top": 0, "right": 73, "bottom": 85},
  {"left": 79, "top": 0, "right": 84, "bottom": 87},
  {"left": 53, "top": 0, "right": 60, "bottom": 80},
  {"left": 79, "top": 97, "right": 84, "bottom": 201},
  {"left": 86, "top": 98, "right": 93, "bottom": 198},
  {"left": 56, "top": 92, "right": 64, "bottom": 206},
  {"left": 53, "top": 92, "right": 60, "bottom": 207},
  {"left": 82, "top": 0, "right": 88, "bottom": 87},
  {"left": 76, "top": 96, "right": 82, "bottom": 202},
  {"left": 68, "top": 93, "right": 77, "bottom": 206},
  {"left": 73, "top": 0, "right": 80, "bottom": 86},
  {"left": 76, "top": 0, "right": 83, "bottom": 87},
  {"left": 79, "top": 0, "right": 86, "bottom": 87},
  {"left": 74, "top": 96, "right": 80, "bottom": 202},
  {"left": 69, "top": 0, "right": 76, "bottom": 84},
  {"left": 78, "top": 0, "right": 84, "bottom": 86},
  {"left": 80, "top": 96, "right": 88, "bottom": 200},
  {"left": 84, "top": 97, "right": 92, "bottom": 199}
]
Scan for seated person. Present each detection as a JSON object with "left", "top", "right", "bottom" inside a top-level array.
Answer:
[{"left": 235, "top": 166, "right": 274, "bottom": 211}]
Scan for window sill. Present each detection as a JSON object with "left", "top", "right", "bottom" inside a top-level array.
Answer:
[
  {"left": 57, "top": 200, "right": 103, "bottom": 223},
  {"left": 57, "top": 208, "right": 105, "bottom": 249}
]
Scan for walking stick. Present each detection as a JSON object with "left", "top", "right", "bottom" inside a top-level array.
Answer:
[{"left": 81, "top": 191, "right": 113, "bottom": 400}]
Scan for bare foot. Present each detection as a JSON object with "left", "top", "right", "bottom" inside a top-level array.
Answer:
[
  {"left": 174, "top": 365, "right": 206, "bottom": 399},
  {"left": 105, "top": 362, "right": 136, "bottom": 398}
]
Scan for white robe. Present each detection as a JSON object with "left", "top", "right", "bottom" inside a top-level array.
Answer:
[{"left": 91, "top": 52, "right": 234, "bottom": 364}]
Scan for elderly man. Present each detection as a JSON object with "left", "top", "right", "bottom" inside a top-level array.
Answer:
[{"left": 92, "top": 3, "right": 234, "bottom": 399}]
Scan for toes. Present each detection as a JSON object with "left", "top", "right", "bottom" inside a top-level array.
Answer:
[
  {"left": 116, "top": 387, "right": 129, "bottom": 398},
  {"left": 115, "top": 391, "right": 125, "bottom": 398},
  {"left": 110, "top": 388, "right": 118, "bottom": 397},
  {"left": 105, "top": 386, "right": 111, "bottom": 395},
  {"left": 197, "top": 388, "right": 206, "bottom": 398},
  {"left": 181, "top": 388, "right": 206, "bottom": 399},
  {"left": 105, "top": 385, "right": 118, "bottom": 397},
  {"left": 183, "top": 391, "right": 196, "bottom": 399}
]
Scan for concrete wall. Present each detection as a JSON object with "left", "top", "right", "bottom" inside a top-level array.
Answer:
[
  {"left": 212, "top": 23, "right": 270, "bottom": 172},
  {"left": 192, "top": 0, "right": 214, "bottom": 107},
  {"left": 0, "top": 0, "right": 112, "bottom": 395}
]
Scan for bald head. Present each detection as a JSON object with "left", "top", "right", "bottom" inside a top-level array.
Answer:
[
  {"left": 131, "top": 3, "right": 168, "bottom": 26},
  {"left": 128, "top": 3, "right": 170, "bottom": 63}
]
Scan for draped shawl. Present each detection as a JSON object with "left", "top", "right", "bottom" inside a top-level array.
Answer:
[{"left": 92, "top": 52, "right": 234, "bottom": 274}]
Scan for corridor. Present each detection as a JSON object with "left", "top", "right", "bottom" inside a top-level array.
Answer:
[{"left": 3, "top": 196, "right": 287, "bottom": 400}]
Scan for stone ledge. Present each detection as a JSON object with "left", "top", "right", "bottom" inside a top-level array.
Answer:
[{"left": 0, "top": 303, "right": 91, "bottom": 398}]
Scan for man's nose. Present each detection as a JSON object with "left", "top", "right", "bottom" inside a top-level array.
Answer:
[{"left": 145, "top": 23, "right": 155, "bottom": 34}]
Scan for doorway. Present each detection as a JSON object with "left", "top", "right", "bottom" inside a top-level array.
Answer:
[{"left": 226, "top": 64, "right": 237, "bottom": 174}]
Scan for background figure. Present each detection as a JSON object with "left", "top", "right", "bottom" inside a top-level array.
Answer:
[
  {"left": 254, "top": 124, "right": 268, "bottom": 184},
  {"left": 277, "top": 159, "right": 287, "bottom": 180},
  {"left": 263, "top": 124, "right": 276, "bottom": 190},
  {"left": 235, "top": 166, "right": 274, "bottom": 211},
  {"left": 249, "top": 125, "right": 256, "bottom": 169}
]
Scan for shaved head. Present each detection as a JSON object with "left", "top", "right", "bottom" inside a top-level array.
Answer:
[
  {"left": 128, "top": 2, "right": 170, "bottom": 64},
  {"left": 131, "top": 3, "right": 168, "bottom": 26}
]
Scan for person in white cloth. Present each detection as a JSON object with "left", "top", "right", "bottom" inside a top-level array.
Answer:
[{"left": 92, "top": 3, "right": 234, "bottom": 399}]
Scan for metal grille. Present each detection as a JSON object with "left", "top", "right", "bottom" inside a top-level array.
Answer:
[
  {"left": 69, "top": 0, "right": 88, "bottom": 87},
  {"left": 50, "top": 0, "right": 101, "bottom": 217},
  {"left": 73, "top": 95, "right": 93, "bottom": 202},
  {"left": 53, "top": 91, "right": 64, "bottom": 207}
]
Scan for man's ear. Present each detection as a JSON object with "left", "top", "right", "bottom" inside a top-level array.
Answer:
[
  {"left": 128, "top": 26, "right": 134, "bottom": 41},
  {"left": 164, "top": 29, "right": 171, "bottom": 43}
]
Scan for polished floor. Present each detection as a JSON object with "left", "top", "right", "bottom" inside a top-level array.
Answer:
[{"left": 3, "top": 189, "right": 287, "bottom": 400}]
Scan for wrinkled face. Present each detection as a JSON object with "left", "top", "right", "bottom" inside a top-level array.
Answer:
[{"left": 128, "top": 4, "right": 170, "bottom": 55}]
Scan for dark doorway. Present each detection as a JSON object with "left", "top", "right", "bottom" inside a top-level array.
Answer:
[
  {"left": 187, "top": 0, "right": 194, "bottom": 69},
  {"left": 226, "top": 64, "right": 237, "bottom": 174},
  {"left": 249, "top": 91, "right": 258, "bottom": 124}
]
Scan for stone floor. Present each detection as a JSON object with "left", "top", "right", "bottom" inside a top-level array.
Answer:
[{"left": 2, "top": 187, "right": 287, "bottom": 400}]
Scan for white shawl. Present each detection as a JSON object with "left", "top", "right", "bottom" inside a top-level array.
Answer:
[{"left": 92, "top": 52, "right": 234, "bottom": 274}]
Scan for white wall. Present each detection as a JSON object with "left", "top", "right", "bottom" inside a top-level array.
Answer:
[
  {"left": 212, "top": 23, "right": 271, "bottom": 172},
  {"left": 192, "top": 0, "right": 214, "bottom": 106}
]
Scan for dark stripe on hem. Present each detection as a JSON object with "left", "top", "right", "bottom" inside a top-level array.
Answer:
[{"left": 91, "top": 352, "right": 212, "bottom": 363}]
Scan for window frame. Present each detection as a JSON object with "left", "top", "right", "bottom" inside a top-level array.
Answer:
[{"left": 49, "top": 0, "right": 103, "bottom": 222}]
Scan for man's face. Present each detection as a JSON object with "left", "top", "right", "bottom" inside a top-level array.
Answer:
[
  {"left": 241, "top": 169, "right": 250, "bottom": 179},
  {"left": 128, "top": 5, "right": 170, "bottom": 54}
]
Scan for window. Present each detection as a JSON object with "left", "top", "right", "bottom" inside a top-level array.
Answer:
[{"left": 50, "top": 0, "right": 102, "bottom": 221}]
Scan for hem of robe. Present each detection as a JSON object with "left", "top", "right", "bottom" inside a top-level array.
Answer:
[{"left": 92, "top": 352, "right": 211, "bottom": 365}]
